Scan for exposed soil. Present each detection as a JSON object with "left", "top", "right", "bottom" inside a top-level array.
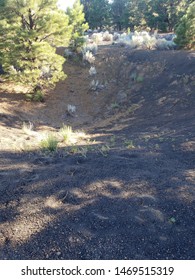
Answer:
[{"left": 0, "top": 45, "right": 195, "bottom": 259}]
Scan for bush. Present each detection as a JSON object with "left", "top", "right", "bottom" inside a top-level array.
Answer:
[
  {"left": 67, "top": 104, "right": 76, "bottom": 115},
  {"left": 82, "top": 50, "right": 95, "bottom": 64},
  {"left": 22, "top": 121, "right": 34, "bottom": 134},
  {"left": 82, "top": 43, "right": 98, "bottom": 55},
  {"left": 174, "top": 2, "right": 195, "bottom": 50},
  {"left": 102, "top": 31, "right": 113, "bottom": 42},
  {"left": 26, "top": 90, "right": 44, "bottom": 102},
  {"left": 40, "top": 134, "right": 58, "bottom": 152},
  {"left": 156, "top": 39, "right": 176, "bottom": 50},
  {"left": 116, "top": 31, "right": 177, "bottom": 50},
  {"left": 89, "top": 66, "right": 97, "bottom": 76},
  {"left": 60, "top": 125, "right": 73, "bottom": 143},
  {"left": 91, "top": 33, "right": 103, "bottom": 44},
  {"left": 113, "top": 32, "right": 120, "bottom": 41},
  {"left": 90, "top": 79, "right": 99, "bottom": 91},
  {"left": 33, "top": 90, "right": 44, "bottom": 102},
  {"left": 64, "top": 49, "right": 74, "bottom": 58}
]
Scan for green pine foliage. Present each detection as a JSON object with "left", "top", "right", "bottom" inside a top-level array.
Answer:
[
  {"left": 175, "top": 2, "right": 195, "bottom": 50},
  {"left": 111, "top": 0, "right": 130, "bottom": 31},
  {"left": 0, "top": 0, "right": 72, "bottom": 95},
  {"left": 128, "top": 0, "right": 193, "bottom": 32},
  {"left": 81, "top": 0, "right": 111, "bottom": 29},
  {"left": 80, "top": 0, "right": 193, "bottom": 32},
  {"left": 66, "top": 0, "right": 89, "bottom": 52}
]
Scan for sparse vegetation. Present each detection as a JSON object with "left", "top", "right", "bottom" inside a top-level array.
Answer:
[
  {"left": 67, "top": 105, "right": 76, "bottom": 116},
  {"left": 83, "top": 30, "right": 177, "bottom": 51},
  {"left": 40, "top": 134, "right": 58, "bottom": 152},
  {"left": 99, "top": 144, "right": 110, "bottom": 156},
  {"left": 136, "top": 75, "right": 144, "bottom": 83},
  {"left": 26, "top": 90, "right": 44, "bottom": 102},
  {"left": 102, "top": 31, "right": 113, "bottom": 42},
  {"left": 83, "top": 50, "right": 95, "bottom": 64},
  {"left": 91, "top": 33, "right": 103, "bottom": 44},
  {"left": 115, "top": 31, "right": 177, "bottom": 50},
  {"left": 110, "top": 136, "right": 116, "bottom": 146},
  {"left": 111, "top": 102, "right": 120, "bottom": 109},
  {"left": 68, "top": 145, "right": 80, "bottom": 155},
  {"left": 82, "top": 42, "right": 98, "bottom": 55},
  {"left": 66, "top": 145, "right": 89, "bottom": 158},
  {"left": 124, "top": 140, "right": 135, "bottom": 149},
  {"left": 22, "top": 121, "right": 34, "bottom": 135},
  {"left": 89, "top": 66, "right": 97, "bottom": 76},
  {"left": 90, "top": 79, "right": 99, "bottom": 91},
  {"left": 0, "top": 0, "right": 194, "bottom": 262},
  {"left": 60, "top": 125, "right": 73, "bottom": 144}
]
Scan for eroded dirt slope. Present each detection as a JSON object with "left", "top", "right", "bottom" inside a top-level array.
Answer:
[{"left": 0, "top": 46, "right": 195, "bottom": 259}]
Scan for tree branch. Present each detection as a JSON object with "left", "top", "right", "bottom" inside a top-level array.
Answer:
[
  {"left": 39, "top": 32, "right": 55, "bottom": 42},
  {"left": 28, "top": 8, "right": 34, "bottom": 29}
]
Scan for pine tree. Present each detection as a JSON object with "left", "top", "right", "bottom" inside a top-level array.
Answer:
[
  {"left": 111, "top": 0, "right": 130, "bottom": 31},
  {"left": 175, "top": 2, "right": 195, "bottom": 50},
  {"left": 66, "top": 0, "right": 89, "bottom": 52},
  {"left": 81, "top": 0, "right": 110, "bottom": 29},
  {"left": 0, "top": 0, "right": 72, "bottom": 97},
  {"left": 146, "top": 0, "right": 193, "bottom": 32}
]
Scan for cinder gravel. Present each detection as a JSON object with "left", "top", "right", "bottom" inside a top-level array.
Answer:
[{"left": 0, "top": 47, "right": 194, "bottom": 259}]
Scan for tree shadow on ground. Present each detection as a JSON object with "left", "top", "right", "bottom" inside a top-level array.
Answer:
[{"left": 0, "top": 135, "right": 194, "bottom": 259}]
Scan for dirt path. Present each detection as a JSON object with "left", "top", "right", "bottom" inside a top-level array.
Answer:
[{"left": 0, "top": 46, "right": 195, "bottom": 259}]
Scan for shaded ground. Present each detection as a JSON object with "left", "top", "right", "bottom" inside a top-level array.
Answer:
[{"left": 0, "top": 45, "right": 195, "bottom": 259}]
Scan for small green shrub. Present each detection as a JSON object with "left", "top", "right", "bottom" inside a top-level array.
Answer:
[
  {"left": 124, "top": 140, "right": 135, "bottom": 149},
  {"left": 99, "top": 145, "right": 110, "bottom": 156},
  {"left": 136, "top": 75, "right": 144, "bottom": 83},
  {"left": 78, "top": 147, "right": 88, "bottom": 158},
  {"left": 68, "top": 145, "right": 79, "bottom": 154},
  {"left": 40, "top": 134, "right": 58, "bottom": 152},
  {"left": 26, "top": 90, "right": 44, "bottom": 102},
  {"left": 111, "top": 102, "right": 119, "bottom": 109},
  {"left": 60, "top": 125, "right": 73, "bottom": 143},
  {"left": 110, "top": 135, "right": 116, "bottom": 146},
  {"left": 33, "top": 90, "right": 44, "bottom": 102}
]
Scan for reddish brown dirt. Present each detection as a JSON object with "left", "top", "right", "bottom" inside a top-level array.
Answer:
[{"left": 0, "top": 45, "right": 194, "bottom": 259}]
